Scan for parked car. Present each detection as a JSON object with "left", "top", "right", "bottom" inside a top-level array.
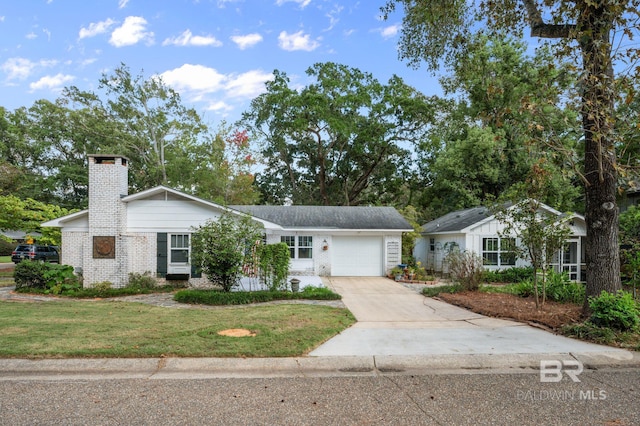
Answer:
[{"left": 11, "top": 244, "right": 59, "bottom": 264}]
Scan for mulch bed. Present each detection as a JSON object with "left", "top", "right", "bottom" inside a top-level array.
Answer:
[{"left": 437, "top": 291, "right": 584, "bottom": 330}]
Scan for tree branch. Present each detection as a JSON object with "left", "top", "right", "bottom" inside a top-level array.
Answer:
[{"left": 522, "top": 0, "right": 576, "bottom": 39}]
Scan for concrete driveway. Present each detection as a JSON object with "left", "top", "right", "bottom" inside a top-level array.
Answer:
[{"left": 310, "top": 277, "right": 631, "bottom": 358}]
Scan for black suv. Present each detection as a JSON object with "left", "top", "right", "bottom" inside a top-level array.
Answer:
[{"left": 11, "top": 244, "right": 60, "bottom": 264}]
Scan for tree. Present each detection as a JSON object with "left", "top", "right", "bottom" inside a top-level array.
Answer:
[
  {"left": 190, "top": 213, "right": 263, "bottom": 292},
  {"left": 96, "top": 64, "right": 209, "bottom": 191},
  {"left": 418, "top": 35, "right": 582, "bottom": 218},
  {"left": 496, "top": 199, "right": 572, "bottom": 308},
  {"left": 382, "top": 0, "right": 639, "bottom": 311},
  {"left": 189, "top": 127, "right": 260, "bottom": 205},
  {"left": 240, "top": 62, "right": 436, "bottom": 206},
  {"left": 0, "top": 195, "right": 73, "bottom": 245}
]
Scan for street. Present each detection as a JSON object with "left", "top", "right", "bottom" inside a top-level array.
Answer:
[{"left": 1, "top": 368, "right": 638, "bottom": 425}]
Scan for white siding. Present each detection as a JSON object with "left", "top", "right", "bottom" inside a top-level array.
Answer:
[{"left": 127, "top": 200, "right": 223, "bottom": 231}]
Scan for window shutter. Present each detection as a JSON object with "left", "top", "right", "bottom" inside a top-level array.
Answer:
[
  {"left": 191, "top": 263, "right": 201, "bottom": 278},
  {"left": 157, "top": 233, "right": 167, "bottom": 278}
]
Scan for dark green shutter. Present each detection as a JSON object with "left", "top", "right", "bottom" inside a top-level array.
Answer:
[
  {"left": 190, "top": 263, "right": 201, "bottom": 278},
  {"left": 157, "top": 233, "right": 167, "bottom": 278}
]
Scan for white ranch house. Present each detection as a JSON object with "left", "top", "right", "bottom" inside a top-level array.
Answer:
[
  {"left": 413, "top": 204, "right": 587, "bottom": 281},
  {"left": 42, "top": 155, "right": 411, "bottom": 288}
]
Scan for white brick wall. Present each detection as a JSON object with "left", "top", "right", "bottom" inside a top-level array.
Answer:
[{"left": 85, "top": 155, "right": 129, "bottom": 288}]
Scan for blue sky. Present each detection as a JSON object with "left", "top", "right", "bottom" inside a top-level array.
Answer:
[{"left": 0, "top": 0, "right": 445, "bottom": 125}]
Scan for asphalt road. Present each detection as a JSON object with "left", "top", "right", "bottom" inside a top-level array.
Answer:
[{"left": 1, "top": 368, "right": 638, "bottom": 425}]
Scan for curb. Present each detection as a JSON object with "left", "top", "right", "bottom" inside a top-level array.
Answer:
[{"left": 1, "top": 351, "right": 638, "bottom": 381}]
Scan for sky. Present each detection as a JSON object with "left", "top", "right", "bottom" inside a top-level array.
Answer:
[{"left": 0, "top": 0, "right": 444, "bottom": 126}]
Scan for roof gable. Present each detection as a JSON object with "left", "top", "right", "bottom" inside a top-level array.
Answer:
[
  {"left": 421, "top": 207, "right": 491, "bottom": 234},
  {"left": 421, "top": 202, "right": 585, "bottom": 235}
]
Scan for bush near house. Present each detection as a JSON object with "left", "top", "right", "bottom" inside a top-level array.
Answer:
[
  {"left": 14, "top": 261, "right": 80, "bottom": 295},
  {"left": 482, "top": 267, "right": 534, "bottom": 283},
  {"left": 174, "top": 286, "right": 341, "bottom": 306},
  {"left": 0, "top": 240, "right": 15, "bottom": 256}
]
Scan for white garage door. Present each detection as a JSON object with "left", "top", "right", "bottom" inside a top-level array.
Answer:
[{"left": 331, "top": 236, "right": 383, "bottom": 276}]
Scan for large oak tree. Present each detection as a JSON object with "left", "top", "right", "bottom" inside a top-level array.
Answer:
[
  {"left": 383, "top": 0, "right": 640, "bottom": 310},
  {"left": 240, "top": 62, "right": 437, "bottom": 206}
]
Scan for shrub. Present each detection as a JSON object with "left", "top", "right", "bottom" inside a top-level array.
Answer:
[
  {"left": 482, "top": 267, "right": 534, "bottom": 283},
  {"left": 258, "top": 243, "right": 290, "bottom": 291},
  {"left": 191, "top": 213, "right": 263, "bottom": 292},
  {"left": 562, "top": 322, "right": 616, "bottom": 345},
  {"left": 127, "top": 272, "right": 157, "bottom": 289},
  {"left": 588, "top": 290, "right": 640, "bottom": 331},
  {"left": 14, "top": 262, "right": 81, "bottom": 294},
  {"left": 507, "top": 280, "right": 535, "bottom": 298},
  {"left": 445, "top": 250, "right": 484, "bottom": 291},
  {"left": 173, "top": 286, "right": 341, "bottom": 306},
  {"left": 545, "top": 271, "right": 585, "bottom": 304},
  {"left": 14, "top": 261, "right": 49, "bottom": 290},
  {"left": 0, "top": 239, "right": 15, "bottom": 256},
  {"left": 92, "top": 281, "right": 113, "bottom": 296}
]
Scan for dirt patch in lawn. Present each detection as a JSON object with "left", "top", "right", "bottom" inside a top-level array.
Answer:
[
  {"left": 437, "top": 291, "right": 584, "bottom": 330},
  {"left": 217, "top": 328, "right": 256, "bottom": 337}
]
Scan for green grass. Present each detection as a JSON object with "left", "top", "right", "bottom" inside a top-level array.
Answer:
[
  {"left": 0, "top": 300, "right": 356, "bottom": 358},
  {"left": 422, "top": 284, "right": 463, "bottom": 297},
  {"left": 0, "top": 268, "right": 14, "bottom": 287},
  {"left": 0, "top": 256, "right": 10, "bottom": 263}
]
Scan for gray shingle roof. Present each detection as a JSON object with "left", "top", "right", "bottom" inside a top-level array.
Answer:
[
  {"left": 229, "top": 205, "right": 412, "bottom": 230},
  {"left": 420, "top": 206, "right": 491, "bottom": 234}
]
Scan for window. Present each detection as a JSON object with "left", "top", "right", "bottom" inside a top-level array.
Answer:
[
  {"left": 281, "top": 235, "right": 313, "bottom": 259},
  {"left": 298, "top": 236, "right": 313, "bottom": 259},
  {"left": 499, "top": 238, "right": 516, "bottom": 266},
  {"left": 429, "top": 238, "right": 435, "bottom": 252},
  {"left": 170, "top": 234, "right": 189, "bottom": 263},
  {"left": 482, "top": 237, "right": 516, "bottom": 267},
  {"left": 281, "top": 236, "right": 296, "bottom": 258},
  {"left": 482, "top": 238, "right": 499, "bottom": 265}
]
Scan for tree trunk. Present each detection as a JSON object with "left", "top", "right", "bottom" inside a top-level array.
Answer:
[{"left": 579, "top": 4, "right": 622, "bottom": 315}]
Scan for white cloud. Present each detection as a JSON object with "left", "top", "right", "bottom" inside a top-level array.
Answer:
[
  {"left": 2, "top": 58, "right": 35, "bottom": 80},
  {"left": 230, "top": 33, "right": 263, "bottom": 50},
  {"left": 325, "top": 5, "right": 343, "bottom": 31},
  {"left": 276, "top": 0, "right": 311, "bottom": 9},
  {"left": 0, "top": 58, "right": 56, "bottom": 80},
  {"left": 29, "top": 73, "right": 75, "bottom": 91},
  {"left": 109, "top": 16, "right": 154, "bottom": 47},
  {"left": 380, "top": 24, "right": 399, "bottom": 39},
  {"left": 26, "top": 32, "right": 37, "bottom": 40},
  {"left": 205, "top": 100, "right": 233, "bottom": 112},
  {"left": 118, "top": 0, "right": 129, "bottom": 9},
  {"left": 278, "top": 30, "right": 320, "bottom": 51},
  {"left": 162, "top": 30, "right": 222, "bottom": 47},
  {"left": 79, "top": 19, "right": 116, "bottom": 39},
  {"left": 0, "top": 16, "right": 5, "bottom": 22},
  {"left": 160, "top": 64, "right": 227, "bottom": 94},
  {"left": 224, "top": 69, "right": 273, "bottom": 99}
]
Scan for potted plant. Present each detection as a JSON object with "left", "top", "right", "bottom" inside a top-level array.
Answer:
[{"left": 391, "top": 266, "right": 404, "bottom": 281}]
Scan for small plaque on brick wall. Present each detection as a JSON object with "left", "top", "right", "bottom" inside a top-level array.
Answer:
[{"left": 93, "top": 236, "right": 115, "bottom": 259}]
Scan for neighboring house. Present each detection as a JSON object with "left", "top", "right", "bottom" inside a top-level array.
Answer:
[
  {"left": 414, "top": 203, "right": 587, "bottom": 281},
  {"left": 1, "top": 231, "right": 41, "bottom": 243},
  {"left": 42, "top": 155, "right": 411, "bottom": 288}
]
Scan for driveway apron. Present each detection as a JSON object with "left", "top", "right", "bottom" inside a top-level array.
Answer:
[{"left": 309, "top": 277, "right": 629, "bottom": 357}]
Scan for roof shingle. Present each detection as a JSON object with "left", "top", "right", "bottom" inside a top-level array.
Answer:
[{"left": 230, "top": 205, "right": 412, "bottom": 230}]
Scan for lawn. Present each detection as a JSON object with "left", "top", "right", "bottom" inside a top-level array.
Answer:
[
  {"left": 0, "top": 269, "right": 13, "bottom": 287},
  {"left": 0, "top": 256, "right": 10, "bottom": 263},
  {"left": 0, "top": 300, "right": 356, "bottom": 358}
]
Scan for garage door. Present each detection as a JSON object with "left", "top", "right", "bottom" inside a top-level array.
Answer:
[{"left": 331, "top": 236, "right": 383, "bottom": 276}]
